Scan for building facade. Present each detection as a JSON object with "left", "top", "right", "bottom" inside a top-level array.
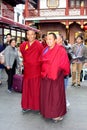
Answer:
[
  {"left": 23, "top": 0, "right": 87, "bottom": 44},
  {"left": 0, "top": 0, "right": 38, "bottom": 44},
  {"left": 14, "top": 4, "right": 25, "bottom": 24}
]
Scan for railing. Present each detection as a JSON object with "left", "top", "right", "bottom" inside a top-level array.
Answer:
[
  {"left": 40, "top": 8, "right": 65, "bottom": 16},
  {"left": 26, "top": 8, "right": 87, "bottom": 17},
  {"left": 69, "top": 8, "right": 80, "bottom": 15}
]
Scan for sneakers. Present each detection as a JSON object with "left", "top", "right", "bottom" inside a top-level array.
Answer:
[
  {"left": 66, "top": 100, "right": 70, "bottom": 109},
  {"left": 22, "top": 109, "right": 31, "bottom": 113},
  {"left": 77, "top": 84, "right": 81, "bottom": 87},
  {"left": 71, "top": 83, "right": 81, "bottom": 88},
  {"left": 7, "top": 89, "right": 12, "bottom": 94},
  {"left": 71, "top": 83, "right": 77, "bottom": 87}
]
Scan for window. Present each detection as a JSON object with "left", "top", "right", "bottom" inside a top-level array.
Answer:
[
  {"left": 84, "top": 0, "right": 87, "bottom": 7},
  {"left": 76, "top": 0, "right": 80, "bottom": 7},
  {"left": 69, "top": 0, "right": 87, "bottom": 8},
  {"left": 4, "top": 29, "right": 10, "bottom": 35},
  {"left": 47, "top": 0, "right": 59, "bottom": 8},
  {"left": 17, "top": 31, "right": 21, "bottom": 43},
  {"left": 17, "top": 12, "right": 20, "bottom": 22},
  {"left": 11, "top": 30, "right": 16, "bottom": 37},
  {"left": 69, "top": 0, "right": 81, "bottom": 8},
  {"left": 22, "top": 19, "right": 24, "bottom": 24}
]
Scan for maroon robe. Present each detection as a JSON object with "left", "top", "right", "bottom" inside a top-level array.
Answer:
[
  {"left": 20, "top": 40, "right": 43, "bottom": 110},
  {"left": 40, "top": 44, "right": 70, "bottom": 118},
  {"left": 41, "top": 41, "right": 47, "bottom": 48}
]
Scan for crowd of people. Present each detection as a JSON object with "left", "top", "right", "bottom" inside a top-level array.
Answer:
[{"left": 0, "top": 30, "right": 87, "bottom": 123}]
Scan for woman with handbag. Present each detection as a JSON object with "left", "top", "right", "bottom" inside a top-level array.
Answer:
[{"left": 3, "top": 38, "right": 19, "bottom": 93}]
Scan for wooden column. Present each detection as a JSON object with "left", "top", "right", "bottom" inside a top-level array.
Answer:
[
  {"left": 80, "top": 1, "right": 84, "bottom": 29},
  {"left": 65, "top": 0, "right": 69, "bottom": 15},
  {"left": 24, "top": 0, "right": 29, "bottom": 18},
  {"left": 80, "top": 1, "right": 84, "bottom": 15},
  {"left": 66, "top": 21, "right": 69, "bottom": 40},
  {"left": 80, "top": 20, "right": 84, "bottom": 29}
]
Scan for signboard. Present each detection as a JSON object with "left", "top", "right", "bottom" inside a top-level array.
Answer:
[
  {"left": 33, "top": 20, "right": 39, "bottom": 23},
  {"left": 1, "top": 2, "right": 14, "bottom": 20}
]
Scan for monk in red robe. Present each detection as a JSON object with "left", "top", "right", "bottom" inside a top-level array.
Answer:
[
  {"left": 40, "top": 33, "right": 70, "bottom": 122},
  {"left": 20, "top": 30, "right": 43, "bottom": 112}
]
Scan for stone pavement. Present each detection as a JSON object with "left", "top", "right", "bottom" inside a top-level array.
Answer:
[{"left": 0, "top": 69, "right": 87, "bottom": 130}]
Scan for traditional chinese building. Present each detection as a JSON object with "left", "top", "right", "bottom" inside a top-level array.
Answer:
[
  {"left": 0, "top": 0, "right": 38, "bottom": 44},
  {"left": 23, "top": 0, "right": 87, "bottom": 45}
]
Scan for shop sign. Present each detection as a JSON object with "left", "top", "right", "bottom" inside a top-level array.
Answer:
[{"left": 33, "top": 20, "right": 39, "bottom": 23}]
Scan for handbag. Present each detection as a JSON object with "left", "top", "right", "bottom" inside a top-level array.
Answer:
[
  {"left": 80, "top": 70, "right": 83, "bottom": 82},
  {"left": 84, "top": 74, "right": 87, "bottom": 80},
  {"left": 0, "top": 53, "right": 5, "bottom": 64}
]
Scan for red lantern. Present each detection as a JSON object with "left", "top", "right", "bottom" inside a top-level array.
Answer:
[{"left": 84, "top": 25, "right": 87, "bottom": 30}]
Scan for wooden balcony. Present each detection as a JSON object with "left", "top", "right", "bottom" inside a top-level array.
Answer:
[{"left": 24, "top": 8, "right": 87, "bottom": 18}]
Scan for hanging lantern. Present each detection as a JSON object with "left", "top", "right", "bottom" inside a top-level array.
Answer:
[
  {"left": 81, "top": 25, "right": 83, "bottom": 29},
  {"left": 83, "top": 25, "right": 87, "bottom": 30}
]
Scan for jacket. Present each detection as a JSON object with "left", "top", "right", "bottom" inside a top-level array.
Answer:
[
  {"left": 72, "top": 43, "right": 87, "bottom": 63},
  {"left": 3, "top": 45, "right": 19, "bottom": 68}
]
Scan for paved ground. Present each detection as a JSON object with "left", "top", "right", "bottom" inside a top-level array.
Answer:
[{"left": 0, "top": 69, "right": 87, "bottom": 130}]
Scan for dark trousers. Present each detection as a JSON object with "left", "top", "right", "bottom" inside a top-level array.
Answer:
[{"left": 5, "top": 61, "right": 16, "bottom": 90}]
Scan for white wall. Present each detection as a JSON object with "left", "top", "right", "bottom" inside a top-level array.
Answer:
[
  {"left": 40, "top": 0, "right": 66, "bottom": 9},
  {"left": 14, "top": 4, "right": 24, "bottom": 24}
]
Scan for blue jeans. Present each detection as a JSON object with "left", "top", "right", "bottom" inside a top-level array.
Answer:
[{"left": 64, "top": 76, "right": 69, "bottom": 89}]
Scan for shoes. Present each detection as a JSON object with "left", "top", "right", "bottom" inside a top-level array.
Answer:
[
  {"left": 77, "top": 84, "right": 81, "bottom": 87},
  {"left": 72, "top": 83, "right": 81, "bottom": 88},
  {"left": 71, "top": 83, "right": 77, "bottom": 87},
  {"left": 52, "top": 117, "right": 63, "bottom": 123},
  {"left": 22, "top": 109, "right": 31, "bottom": 113},
  {"left": 66, "top": 100, "right": 70, "bottom": 108},
  {"left": 7, "top": 89, "right": 12, "bottom": 94}
]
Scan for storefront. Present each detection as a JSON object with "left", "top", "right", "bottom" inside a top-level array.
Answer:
[
  {"left": 0, "top": 17, "right": 26, "bottom": 44},
  {"left": 0, "top": 16, "right": 39, "bottom": 45},
  {"left": 0, "top": 0, "right": 39, "bottom": 45}
]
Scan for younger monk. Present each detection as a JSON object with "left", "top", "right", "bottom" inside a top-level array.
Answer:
[{"left": 20, "top": 30, "right": 43, "bottom": 112}]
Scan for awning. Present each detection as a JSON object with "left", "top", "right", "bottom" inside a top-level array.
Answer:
[{"left": 0, "top": 16, "right": 40, "bottom": 32}]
